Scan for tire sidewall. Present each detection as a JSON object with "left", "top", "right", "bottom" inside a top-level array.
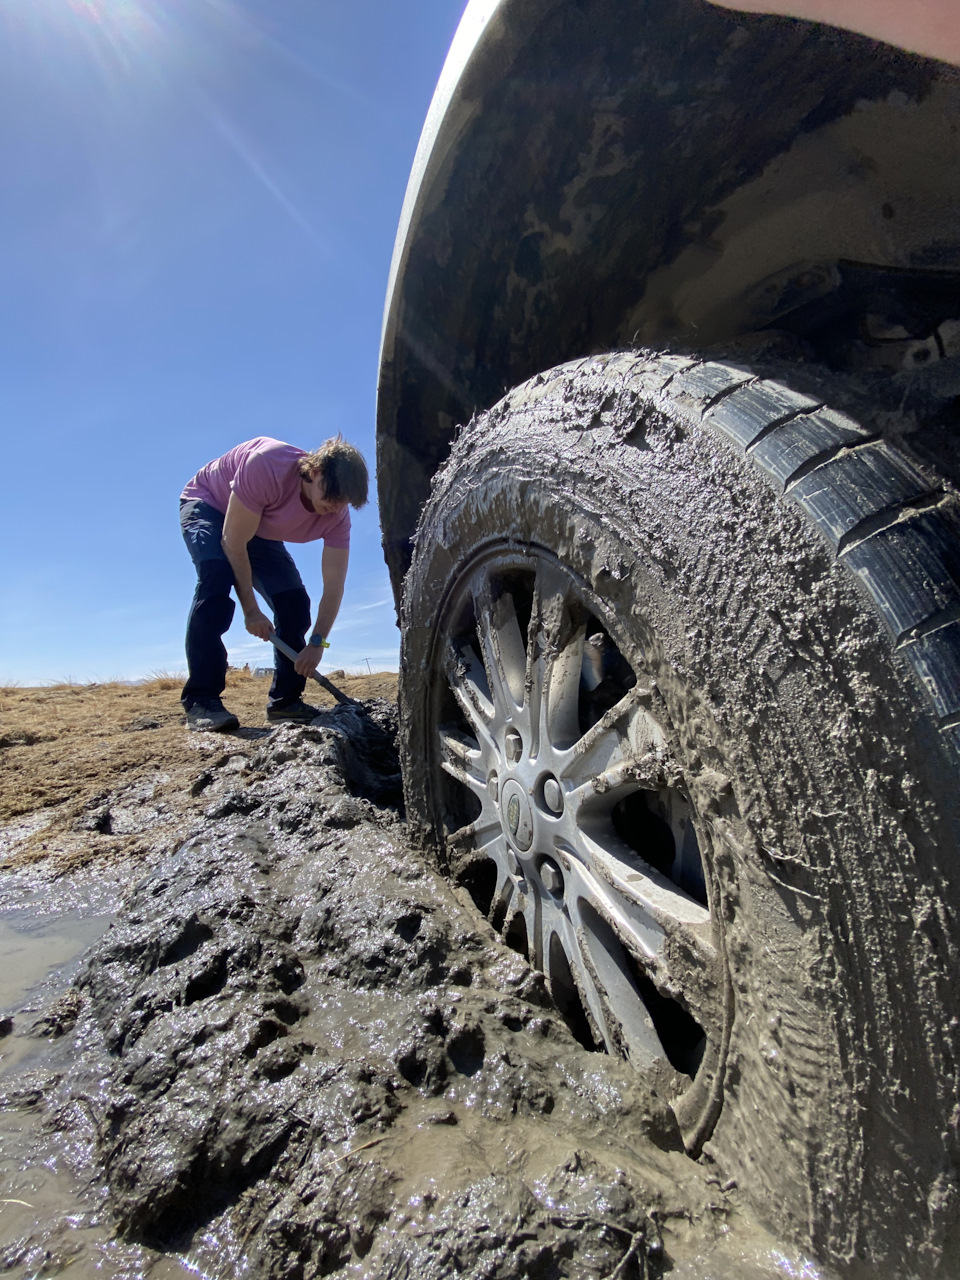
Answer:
[{"left": 400, "top": 356, "right": 960, "bottom": 1270}]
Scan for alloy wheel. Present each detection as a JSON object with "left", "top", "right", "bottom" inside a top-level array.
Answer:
[{"left": 430, "top": 548, "right": 731, "bottom": 1151}]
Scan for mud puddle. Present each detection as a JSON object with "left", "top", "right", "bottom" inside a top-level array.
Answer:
[
  {"left": 0, "top": 870, "right": 193, "bottom": 1276},
  {"left": 0, "top": 701, "right": 831, "bottom": 1278},
  {"left": 0, "top": 914, "right": 107, "bottom": 1018}
]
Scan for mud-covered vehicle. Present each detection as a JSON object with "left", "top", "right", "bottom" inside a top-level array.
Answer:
[{"left": 376, "top": 2, "right": 960, "bottom": 1271}]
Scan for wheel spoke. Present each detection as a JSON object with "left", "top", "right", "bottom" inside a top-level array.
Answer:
[
  {"left": 561, "top": 769, "right": 710, "bottom": 926},
  {"left": 442, "top": 638, "right": 498, "bottom": 759},
  {"left": 473, "top": 579, "right": 526, "bottom": 719},
  {"left": 562, "top": 693, "right": 670, "bottom": 794},
  {"left": 542, "top": 910, "right": 606, "bottom": 1050},
  {"left": 524, "top": 578, "right": 550, "bottom": 760},
  {"left": 439, "top": 728, "right": 487, "bottom": 794},
  {"left": 566, "top": 898, "right": 669, "bottom": 1069},
  {"left": 566, "top": 832, "right": 721, "bottom": 1040},
  {"left": 503, "top": 877, "right": 542, "bottom": 967},
  {"left": 568, "top": 689, "right": 643, "bottom": 777},
  {"left": 490, "top": 857, "right": 518, "bottom": 931},
  {"left": 533, "top": 563, "right": 585, "bottom": 753},
  {"left": 448, "top": 812, "right": 502, "bottom": 850},
  {"left": 525, "top": 893, "right": 544, "bottom": 970}
]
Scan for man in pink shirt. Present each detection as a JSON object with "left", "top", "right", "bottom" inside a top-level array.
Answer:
[{"left": 179, "top": 435, "right": 369, "bottom": 732}]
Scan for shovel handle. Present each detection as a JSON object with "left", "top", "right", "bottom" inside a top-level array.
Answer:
[{"left": 268, "top": 634, "right": 355, "bottom": 706}]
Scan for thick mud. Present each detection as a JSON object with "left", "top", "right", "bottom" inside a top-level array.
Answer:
[{"left": 0, "top": 700, "right": 827, "bottom": 1278}]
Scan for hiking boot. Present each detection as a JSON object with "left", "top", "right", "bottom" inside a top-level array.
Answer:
[
  {"left": 184, "top": 699, "right": 240, "bottom": 733},
  {"left": 266, "top": 699, "right": 320, "bottom": 724}
]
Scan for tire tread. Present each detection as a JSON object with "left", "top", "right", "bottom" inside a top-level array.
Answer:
[
  {"left": 751, "top": 408, "right": 869, "bottom": 488},
  {"left": 654, "top": 355, "right": 960, "bottom": 736}
]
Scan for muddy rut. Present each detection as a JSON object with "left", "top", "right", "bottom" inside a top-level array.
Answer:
[{"left": 0, "top": 698, "right": 818, "bottom": 1277}]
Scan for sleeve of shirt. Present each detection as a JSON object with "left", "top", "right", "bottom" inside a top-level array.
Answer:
[
  {"left": 230, "top": 443, "right": 284, "bottom": 515},
  {"left": 324, "top": 507, "right": 351, "bottom": 550}
]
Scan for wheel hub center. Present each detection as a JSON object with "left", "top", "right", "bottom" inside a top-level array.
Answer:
[{"left": 500, "top": 779, "right": 534, "bottom": 852}]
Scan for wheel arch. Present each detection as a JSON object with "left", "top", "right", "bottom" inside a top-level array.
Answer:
[{"left": 377, "top": 0, "right": 960, "bottom": 597}]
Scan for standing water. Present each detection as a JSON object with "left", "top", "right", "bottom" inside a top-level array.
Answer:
[{"left": 0, "top": 870, "right": 194, "bottom": 1278}]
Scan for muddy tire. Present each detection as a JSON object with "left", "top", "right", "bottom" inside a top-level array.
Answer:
[{"left": 399, "top": 351, "right": 960, "bottom": 1274}]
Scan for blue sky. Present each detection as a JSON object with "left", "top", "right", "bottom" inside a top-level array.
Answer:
[{"left": 0, "top": 0, "right": 467, "bottom": 684}]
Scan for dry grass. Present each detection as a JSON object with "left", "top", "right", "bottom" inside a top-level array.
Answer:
[
  {"left": 0, "top": 669, "right": 398, "bottom": 875},
  {"left": 143, "top": 670, "right": 187, "bottom": 691}
]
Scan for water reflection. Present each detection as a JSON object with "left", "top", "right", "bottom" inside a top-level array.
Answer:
[{"left": 0, "top": 871, "right": 195, "bottom": 1279}]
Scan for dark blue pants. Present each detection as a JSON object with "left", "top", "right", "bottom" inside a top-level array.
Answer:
[{"left": 180, "top": 499, "right": 310, "bottom": 708}]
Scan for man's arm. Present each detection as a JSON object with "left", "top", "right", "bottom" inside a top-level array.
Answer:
[
  {"left": 294, "top": 544, "right": 349, "bottom": 677},
  {"left": 221, "top": 493, "right": 274, "bottom": 642}
]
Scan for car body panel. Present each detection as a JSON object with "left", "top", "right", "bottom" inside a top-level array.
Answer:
[{"left": 376, "top": 0, "right": 958, "bottom": 598}]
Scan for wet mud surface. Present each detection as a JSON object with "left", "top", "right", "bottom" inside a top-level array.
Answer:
[{"left": 0, "top": 699, "right": 826, "bottom": 1278}]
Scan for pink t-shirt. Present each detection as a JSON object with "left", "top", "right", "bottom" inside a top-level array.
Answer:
[{"left": 181, "top": 438, "right": 351, "bottom": 547}]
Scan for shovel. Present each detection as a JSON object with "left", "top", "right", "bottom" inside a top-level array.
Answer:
[{"left": 268, "top": 633, "right": 356, "bottom": 706}]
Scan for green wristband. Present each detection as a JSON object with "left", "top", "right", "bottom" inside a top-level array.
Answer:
[{"left": 308, "top": 634, "right": 330, "bottom": 649}]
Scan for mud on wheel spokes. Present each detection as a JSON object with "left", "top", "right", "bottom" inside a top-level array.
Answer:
[{"left": 431, "top": 548, "right": 731, "bottom": 1151}]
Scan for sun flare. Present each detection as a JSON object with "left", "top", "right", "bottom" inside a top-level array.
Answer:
[{"left": 6, "top": 0, "right": 162, "bottom": 71}]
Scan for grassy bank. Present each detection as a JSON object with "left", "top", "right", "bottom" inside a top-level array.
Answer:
[{"left": 0, "top": 669, "right": 398, "bottom": 876}]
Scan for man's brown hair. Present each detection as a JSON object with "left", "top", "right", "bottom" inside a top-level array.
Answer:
[{"left": 297, "top": 435, "right": 369, "bottom": 509}]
